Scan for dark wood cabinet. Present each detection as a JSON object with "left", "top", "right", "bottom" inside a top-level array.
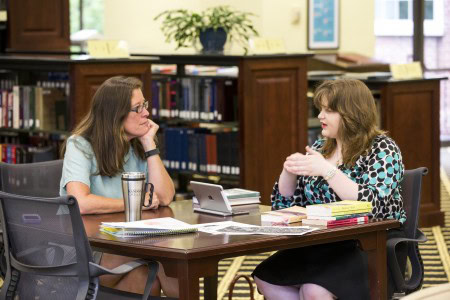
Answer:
[
  {"left": 376, "top": 79, "right": 443, "bottom": 227},
  {"left": 7, "top": 0, "right": 70, "bottom": 51},
  {"left": 240, "top": 57, "right": 308, "bottom": 203}
]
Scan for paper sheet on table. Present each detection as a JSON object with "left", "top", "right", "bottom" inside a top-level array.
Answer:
[
  {"left": 215, "top": 225, "right": 318, "bottom": 236},
  {"left": 194, "top": 221, "right": 258, "bottom": 235},
  {"left": 195, "top": 222, "right": 318, "bottom": 236}
]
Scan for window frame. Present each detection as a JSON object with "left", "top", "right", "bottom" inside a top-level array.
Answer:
[{"left": 374, "top": 0, "right": 444, "bottom": 37}]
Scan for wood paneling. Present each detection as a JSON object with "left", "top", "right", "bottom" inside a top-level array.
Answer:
[
  {"left": 7, "top": 0, "right": 70, "bottom": 51},
  {"left": 380, "top": 80, "right": 443, "bottom": 227},
  {"left": 240, "top": 58, "right": 308, "bottom": 204}
]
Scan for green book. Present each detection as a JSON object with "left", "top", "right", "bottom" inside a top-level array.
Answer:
[{"left": 223, "top": 188, "right": 260, "bottom": 199}]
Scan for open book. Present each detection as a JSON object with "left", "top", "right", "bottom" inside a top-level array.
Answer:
[{"left": 100, "top": 217, "right": 198, "bottom": 237}]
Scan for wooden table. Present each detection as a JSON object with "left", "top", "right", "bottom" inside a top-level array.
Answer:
[{"left": 83, "top": 201, "right": 400, "bottom": 300}]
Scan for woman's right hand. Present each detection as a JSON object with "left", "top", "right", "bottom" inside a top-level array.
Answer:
[{"left": 143, "top": 192, "right": 160, "bottom": 210}]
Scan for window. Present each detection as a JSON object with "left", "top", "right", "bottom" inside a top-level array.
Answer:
[
  {"left": 374, "top": 0, "right": 443, "bottom": 36},
  {"left": 70, "top": 0, "right": 104, "bottom": 34}
]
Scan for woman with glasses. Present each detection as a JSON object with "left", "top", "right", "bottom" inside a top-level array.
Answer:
[{"left": 60, "top": 76, "right": 176, "bottom": 296}]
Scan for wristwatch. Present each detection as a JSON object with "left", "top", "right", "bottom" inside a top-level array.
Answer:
[{"left": 144, "top": 148, "right": 160, "bottom": 158}]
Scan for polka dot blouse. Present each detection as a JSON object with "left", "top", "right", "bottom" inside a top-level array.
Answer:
[{"left": 271, "top": 135, "right": 406, "bottom": 223}]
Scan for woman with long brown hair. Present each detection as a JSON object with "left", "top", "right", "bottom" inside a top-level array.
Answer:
[
  {"left": 60, "top": 76, "right": 176, "bottom": 296},
  {"left": 253, "top": 79, "right": 406, "bottom": 299}
]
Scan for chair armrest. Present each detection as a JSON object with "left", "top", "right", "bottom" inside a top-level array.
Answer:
[
  {"left": 89, "top": 259, "right": 159, "bottom": 300},
  {"left": 387, "top": 229, "right": 427, "bottom": 292}
]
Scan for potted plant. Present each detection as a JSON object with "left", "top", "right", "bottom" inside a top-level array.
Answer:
[{"left": 154, "top": 6, "right": 259, "bottom": 54}]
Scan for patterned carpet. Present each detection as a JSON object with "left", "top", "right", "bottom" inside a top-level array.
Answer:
[{"left": 204, "top": 148, "right": 450, "bottom": 299}]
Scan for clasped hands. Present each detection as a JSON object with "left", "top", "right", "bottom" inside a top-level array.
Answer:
[{"left": 283, "top": 146, "right": 334, "bottom": 177}]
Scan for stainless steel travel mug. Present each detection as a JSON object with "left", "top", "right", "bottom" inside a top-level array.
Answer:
[{"left": 121, "top": 172, "right": 146, "bottom": 222}]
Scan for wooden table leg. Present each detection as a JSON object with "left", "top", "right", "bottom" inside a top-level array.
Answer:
[
  {"left": 177, "top": 261, "right": 200, "bottom": 300},
  {"left": 362, "top": 230, "right": 388, "bottom": 300},
  {"left": 204, "top": 274, "right": 218, "bottom": 300}
]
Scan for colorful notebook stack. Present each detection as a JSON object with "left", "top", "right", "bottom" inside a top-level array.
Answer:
[{"left": 303, "top": 200, "right": 372, "bottom": 228}]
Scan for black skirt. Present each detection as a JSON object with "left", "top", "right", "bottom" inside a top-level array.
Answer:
[
  {"left": 252, "top": 240, "right": 369, "bottom": 299},
  {"left": 252, "top": 228, "right": 407, "bottom": 300}
]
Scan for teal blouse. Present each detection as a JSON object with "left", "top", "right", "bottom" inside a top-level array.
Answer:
[{"left": 60, "top": 135, "right": 148, "bottom": 199}]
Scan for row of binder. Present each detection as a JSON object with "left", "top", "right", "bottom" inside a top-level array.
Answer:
[{"left": 158, "top": 127, "right": 240, "bottom": 176}]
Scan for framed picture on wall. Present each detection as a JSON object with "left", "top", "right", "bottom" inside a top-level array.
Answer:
[{"left": 308, "top": 0, "right": 339, "bottom": 50}]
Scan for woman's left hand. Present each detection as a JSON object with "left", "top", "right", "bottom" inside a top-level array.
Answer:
[
  {"left": 138, "top": 119, "right": 159, "bottom": 150},
  {"left": 284, "top": 146, "right": 333, "bottom": 177}
]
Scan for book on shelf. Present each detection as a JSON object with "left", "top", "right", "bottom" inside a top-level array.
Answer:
[
  {"left": 261, "top": 206, "right": 307, "bottom": 224},
  {"left": 99, "top": 217, "right": 198, "bottom": 237},
  {"left": 306, "top": 200, "right": 372, "bottom": 217},
  {"left": 302, "top": 215, "right": 369, "bottom": 228}
]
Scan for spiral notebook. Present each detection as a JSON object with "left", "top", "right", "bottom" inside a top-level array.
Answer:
[{"left": 100, "top": 217, "right": 198, "bottom": 237}]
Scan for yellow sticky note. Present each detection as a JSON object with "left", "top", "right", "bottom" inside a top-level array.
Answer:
[
  {"left": 249, "top": 38, "right": 270, "bottom": 54},
  {"left": 390, "top": 62, "right": 423, "bottom": 80},
  {"left": 266, "top": 39, "right": 286, "bottom": 54},
  {"left": 250, "top": 38, "right": 286, "bottom": 54},
  {"left": 87, "top": 40, "right": 130, "bottom": 58}
]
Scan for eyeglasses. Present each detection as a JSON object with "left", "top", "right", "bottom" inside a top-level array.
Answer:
[{"left": 130, "top": 101, "right": 149, "bottom": 113}]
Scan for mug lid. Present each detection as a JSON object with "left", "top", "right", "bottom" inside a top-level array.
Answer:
[{"left": 121, "top": 172, "right": 145, "bottom": 179}]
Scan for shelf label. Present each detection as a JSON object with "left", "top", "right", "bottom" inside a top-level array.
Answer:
[
  {"left": 0, "top": 11, "right": 7, "bottom": 22},
  {"left": 249, "top": 38, "right": 286, "bottom": 54},
  {"left": 87, "top": 40, "right": 130, "bottom": 58},
  {"left": 390, "top": 62, "right": 423, "bottom": 80}
]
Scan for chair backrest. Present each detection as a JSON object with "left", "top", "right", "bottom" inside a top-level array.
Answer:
[
  {"left": 400, "top": 167, "right": 428, "bottom": 239},
  {"left": 0, "top": 159, "right": 63, "bottom": 197},
  {"left": 0, "top": 191, "right": 96, "bottom": 300}
]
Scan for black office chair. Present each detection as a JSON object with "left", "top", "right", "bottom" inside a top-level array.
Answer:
[
  {"left": 387, "top": 167, "right": 428, "bottom": 297},
  {"left": 0, "top": 159, "right": 63, "bottom": 197},
  {"left": 0, "top": 160, "right": 64, "bottom": 278},
  {"left": 0, "top": 191, "right": 173, "bottom": 300}
]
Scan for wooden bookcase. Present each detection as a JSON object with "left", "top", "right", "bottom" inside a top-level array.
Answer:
[
  {"left": 0, "top": 54, "right": 154, "bottom": 162},
  {"left": 146, "top": 54, "right": 311, "bottom": 205},
  {"left": 0, "top": 54, "right": 154, "bottom": 128}
]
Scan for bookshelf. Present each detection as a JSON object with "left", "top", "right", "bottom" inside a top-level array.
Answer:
[
  {"left": 144, "top": 53, "right": 311, "bottom": 204},
  {"left": 0, "top": 54, "right": 154, "bottom": 162}
]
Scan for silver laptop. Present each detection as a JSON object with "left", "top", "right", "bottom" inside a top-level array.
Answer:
[{"left": 190, "top": 181, "right": 250, "bottom": 216}]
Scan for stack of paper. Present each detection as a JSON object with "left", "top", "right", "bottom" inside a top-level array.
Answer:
[{"left": 100, "top": 217, "right": 198, "bottom": 237}]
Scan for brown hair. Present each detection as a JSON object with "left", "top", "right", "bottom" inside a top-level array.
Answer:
[
  {"left": 313, "top": 79, "right": 385, "bottom": 167},
  {"left": 61, "top": 76, "right": 146, "bottom": 176}
]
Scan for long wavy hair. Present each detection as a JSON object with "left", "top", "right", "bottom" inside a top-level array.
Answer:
[
  {"left": 61, "top": 76, "right": 146, "bottom": 176},
  {"left": 313, "top": 79, "right": 385, "bottom": 167}
]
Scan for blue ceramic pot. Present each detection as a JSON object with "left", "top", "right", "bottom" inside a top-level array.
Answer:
[{"left": 199, "top": 27, "right": 227, "bottom": 53}]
